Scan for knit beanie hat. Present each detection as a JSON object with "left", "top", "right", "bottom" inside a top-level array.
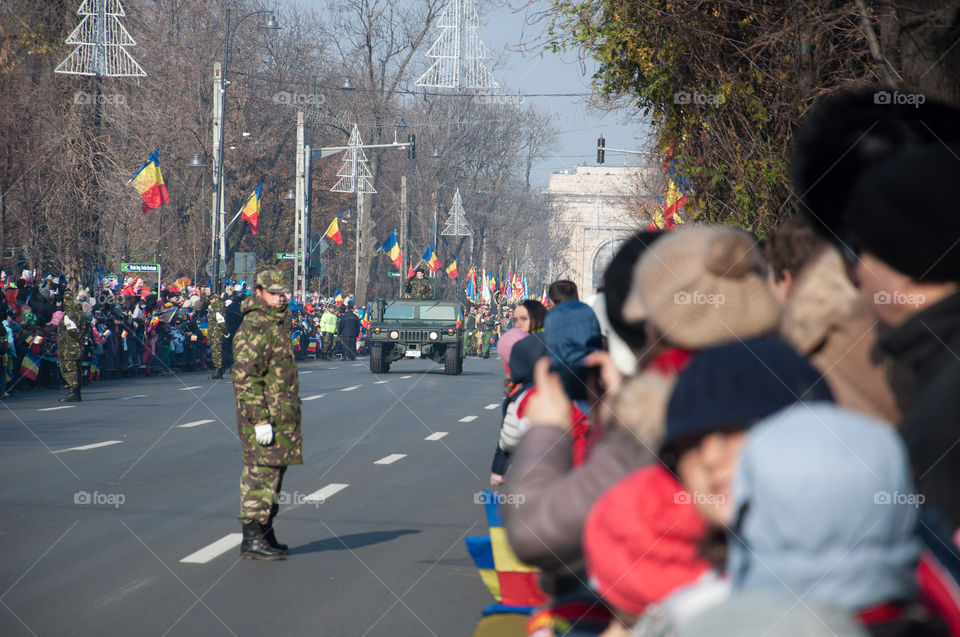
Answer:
[
  {"left": 584, "top": 464, "right": 710, "bottom": 616},
  {"left": 846, "top": 144, "right": 960, "bottom": 281},
  {"left": 624, "top": 226, "right": 779, "bottom": 350},
  {"left": 663, "top": 337, "right": 833, "bottom": 453}
]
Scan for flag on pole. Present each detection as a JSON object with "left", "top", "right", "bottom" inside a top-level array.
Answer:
[
  {"left": 407, "top": 262, "right": 415, "bottom": 278},
  {"left": 422, "top": 244, "right": 442, "bottom": 272},
  {"left": 324, "top": 215, "right": 343, "bottom": 245},
  {"left": 130, "top": 148, "right": 170, "bottom": 214},
  {"left": 445, "top": 260, "right": 458, "bottom": 279},
  {"left": 335, "top": 289, "right": 343, "bottom": 307},
  {"left": 240, "top": 182, "right": 263, "bottom": 235},
  {"left": 379, "top": 232, "right": 403, "bottom": 268},
  {"left": 465, "top": 268, "right": 477, "bottom": 301},
  {"left": 481, "top": 268, "right": 491, "bottom": 303},
  {"left": 19, "top": 353, "right": 40, "bottom": 381},
  {"left": 457, "top": 307, "right": 463, "bottom": 328}
]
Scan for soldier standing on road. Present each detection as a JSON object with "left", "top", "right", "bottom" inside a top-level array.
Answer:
[
  {"left": 232, "top": 270, "right": 301, "bottom": 560},
  {"left": 207, "top": 294, "right": 227, "bottom": 379},
  {"left": 404, "top": 268, "right": 433, "bottom": 299},
  {"left": 319, "top": 303, "right": 338, "bottom": 360},
  {"left": 57, "top": 289, "right": 88, "bottom": 403}
]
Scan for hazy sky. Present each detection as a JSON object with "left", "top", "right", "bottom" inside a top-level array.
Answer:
[{"left": 284, "top": 0, "right": 651, "bottom": 187}]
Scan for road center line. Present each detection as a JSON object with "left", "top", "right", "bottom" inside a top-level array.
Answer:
[
  {"left": 179, "top": 386, "right": 202, "bottom": 391},
  {"left": 340, "top": 385, "right": 360, "bottom": 392},
  {"left": 302, "top": 394, "right": 325, "bottom": 401},
  {"left": 177, "top": 419, "right": 214, "bottom": 428},
  {"left": 425, "top": 432, "right": 448, "bottom": 441},
  {"left": 38, "top": 405, "right": 75, "bottom": 412},
  {"left": 300, "top": 371, "right": 312, "bottom": 374},
  {"left": 374, "top": 454, "right": 406, "bottom": 465},
  {"left": 458, "top": 415, "right": 477, "bottom": 423},
  {"left": 400, "top": 375, "right": 412, "bottom": 379},
  {"left": 121, "top": 394, "right": 148, "bottom": 400},
  {"left": 484, "top": 403, "right": 499, "bottom": 410},
  {"left": 353, "top": 363, "right": 364, "bottom": 367},
  {"left": 304, "top": 483, "right": 349, "bottom": 503},
  {"left": 373, "top": 380, "right": 389, "bottom": 384},
  {"left": 53, "top": 440, "right": 123, "bottom": 453},
  {"left": 180, "top": 533, "right": 242, "bottom": 564}
]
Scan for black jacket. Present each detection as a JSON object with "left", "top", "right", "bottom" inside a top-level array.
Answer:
[
  {"left": 880, "top": 291, "right": 960, "bottom": 530},
  {"left": 338, "top": 312, "right": 361, "bottom": 339}
]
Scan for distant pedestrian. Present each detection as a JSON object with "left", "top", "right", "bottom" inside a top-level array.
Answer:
[
  {"left": 207, "top": 294, "right": 227, "bottom": 379},
  {"left": 232, "top": 269, "right": 301, "bottom": 560},
  {"left": 338, "top": 305, "right": 361, "bottom": 361},
  {"left": 56, "top": 289, "right": 88, "bottom": 402},
  {"left": 319, "top": 304, "right": 338, "bottom": 360}
]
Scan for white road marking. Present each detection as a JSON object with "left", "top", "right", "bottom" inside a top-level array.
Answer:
[
  {"left": 179, "top": 386, "right": 202, "bottom": 391},
  {"left": 38, "top": 405, "right": 75, "bottom": 412},
  {"left": 353, "top": 363, "right": 363, "bottom": 367},
  {"left": 180, "top": 533, "right": 242, "bottom": 564},
  {"left": 304, "top": 483, "right": 349, "bottom": 503},
  {"left": 484, "top": 403, "right": 499, "bottom": 410},
  {"left": 400, "top": 375, "right": 412, "bottom": 379},
  {"left": 53, "top": 440, "right": 123, "bottom": 453},
  {"left": 340, "top": 385, "right": 360, "bottom": 392},
  {"left": 177, "top": 419, "right": 214, "bottom": 429},
  {"left": 300, "top": 371, "right": 313, "bottom": 375},
  {"left": 458, "top": 415, "right": 477, "bottom": 423},
  {"left": 425, "top": 432, "right": 448, "bottom": 441},
  {"left": 374, "top": 454, "right": 406, "bottom": 465},
  {"left": 302, "top": 394, "right": 325, "bottom": 401},
  {"left": 121, "top": 394, "right": 148, "bottom": 400},
  {"left": 373, "top": 380, "right": 389, "bottom": 384}
]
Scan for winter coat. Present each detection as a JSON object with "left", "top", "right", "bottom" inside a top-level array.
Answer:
[
  {"left": 56, "top": 301, "right": 88, "bottom": 362},
  {"left": 232, "top": 294, "right": 302, "bottom": 466},
  {"left": 879, "top": 291, "right": 960, "bottom": 531},
  {"left": 779, "top": 246, "right": 900, "bottom": 424},
  {"left": 338, "top": 311, "right": 361, "bottom": 340},
  {"left": 319, "top": 310, "right": 338, "bottom": 334}
]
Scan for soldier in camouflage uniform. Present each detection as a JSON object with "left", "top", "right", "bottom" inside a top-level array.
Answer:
[
  {"left": 57, "top": 289, "right": 89, "bottom": 403},
  {"left": 232, "top": 269, "right": 301, "bottom": 560},
  {"left": 404, "top": 268, "right": 433, "bottom": 299},
  {"left": 207, "top": 294, "right": 227, "bottom": 379}
]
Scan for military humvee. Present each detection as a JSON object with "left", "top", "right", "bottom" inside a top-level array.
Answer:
[{"left": 367, "top": 298, "right": 463, "bottom": 375}]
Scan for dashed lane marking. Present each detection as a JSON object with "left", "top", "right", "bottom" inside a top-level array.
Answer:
[
  {"left": 121, "top": 394, "right": 148, "bottom": 400},
  {"left": 373, "top": 380, "right": 389, "bottom": 384},
  {"left": 400, "top": 375, "right": 412, "bottom": 379},
  {"left": 425, "top": 432, "right": 448, "bottom": 441},
  {"left": 340, "top": 385, "right": 360, "bottom": 392},
  {"left": 302, "top": 394, "right": 325, "bottom": 401},
  {"left": 300, "top": 371, "right": 313, "bottom": 375},
  {"left": 353, "top": 363, "right": 364, "bottom": 367},
  {"left": 38, "top": 405, "right": 75, "bottom": 412},
  {"left": 304, "top": 483, "right": 349, "bottom": 503},
  {"left": 53, "top": 440, "right": 123, "bottom": 453},
  {"left": 179, "top": 386, "right": 202, "bottom": 391},
  {"left": 180, "top": 534, "right": 242, "bottom": 564},
  {"left": 484, "top": 403, "right": 499, "bottom": 410},
  {"left": 177, "top": 419, "right": 214, "bottom": 428},
  {"left": 458, "top": 415, "right": 477, "bottom": 423},
  {"left": 374, "top": 454, "right": 406, "bottom": 465}
]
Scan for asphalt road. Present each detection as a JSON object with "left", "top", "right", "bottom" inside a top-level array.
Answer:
[{"left": 0, "top": 354, "right": 508, "bottom": 636}]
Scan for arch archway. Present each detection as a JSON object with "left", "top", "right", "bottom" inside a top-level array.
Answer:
[{"left": 591, "top": 238, "right": 626, "bottom": 291}]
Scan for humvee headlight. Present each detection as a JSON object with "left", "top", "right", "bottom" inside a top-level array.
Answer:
[
  {"left": 428, "top": 331, "right": 439, "bottom": 341},
  {"left": 389, "top": 330, "right": 400, "bottom": 340}
]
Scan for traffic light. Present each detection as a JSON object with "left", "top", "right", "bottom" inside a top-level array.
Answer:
[
  {"left": 408, "top": 134, "right": 416, "bottom": 159},
  {"left": 597, "top": 136, "right": 605, "bottom": 164}
]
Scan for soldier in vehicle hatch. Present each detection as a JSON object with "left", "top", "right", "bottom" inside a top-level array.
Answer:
[{"left": 404, "top": 267, "right": 433, "bottom": 299}]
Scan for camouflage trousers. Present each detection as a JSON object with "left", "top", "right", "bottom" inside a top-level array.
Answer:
[
  {"left": 239, "top": 464, "right": 287, "bottom": 524},
  {"left": 60, "top": 359, "right": 81, "bottom": 388},
  {"left": 209, "top": 331, "right": 224, "bottom": 369},
  {"left": 321, "top": 332, "right": 336, "bottom": 358}
]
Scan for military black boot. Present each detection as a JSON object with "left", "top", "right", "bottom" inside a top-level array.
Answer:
[
  {"left": 59, "top": 386, "right": 81, "bottom": 403},
  {"left": 263, "top": 518, "right": 289, "bottom": 556},
  {"left": 240, "top": 522, "right": 285, "bottom": 560},
  {"left": 208, "top": 367, "right": 223, "bottom": 380}
]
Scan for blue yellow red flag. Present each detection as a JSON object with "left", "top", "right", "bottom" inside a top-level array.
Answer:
[
  {"left": 130, "top": 148, "right": 170, "bottom": 214},
  {"left": 241, "top": 182, "right": 263, "bottom": 235}
]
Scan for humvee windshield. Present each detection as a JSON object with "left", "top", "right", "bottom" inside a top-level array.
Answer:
[
  {"left": 383, "top": 305, "right": 416, "bottom": 320},
  {"left": 420, "top": 306, "right": 456, "bottom": 320}
]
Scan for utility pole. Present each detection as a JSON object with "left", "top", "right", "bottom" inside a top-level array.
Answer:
[
  {"left": 294, "top": 111, "right": 307, "bottom": 302},
  {"left": 400, "top": 175, "right": 407, "bottom": 297},
  {"left": 211, "top": 63, "right": 223, "bottom": 280}
]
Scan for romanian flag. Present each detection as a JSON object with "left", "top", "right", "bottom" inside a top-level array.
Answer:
[
  {"left": 324, "top": 215, "right": 343, "bottom": 245},
  {"left": 307, "top": 338, "right": 317, "bottom": 353},
  {"left": 445, "top": 260, "right": 458, "bottom": 279},
  {"left": 130, "top": 148, "right": 170, "bottom": 214},
  {"left": 407, "top": 262, "right": 415, "bottom": 279},
  {"left": 240, "top": 182, "right": 263, "bottom": 235},
  {"left": 457, "top": 307, "right": 463, "bottom": 328},
  {"left": 20, "top": 353, "right": 40, "bottom": 381},
  {"left": 422, "top": 244, "right": 442, "bottom": 272},
  {"left": 335, "top": 289, "right": 343, "bottom": 307},
  {"left": 379, "top": 232, "right": 403, "bottom": 268}
]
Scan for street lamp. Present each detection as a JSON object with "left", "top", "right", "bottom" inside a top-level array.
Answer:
[
  {"left": 211, "top": 7, "right": 282, "bottom": 293},
  {"left": 284, "top": 187, "right": 296, "bottom": 202},
  {"left": 186, "top": 153, "right": 208, "bottom": 177}
]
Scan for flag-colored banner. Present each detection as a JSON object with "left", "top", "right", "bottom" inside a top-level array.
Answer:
[
  {"left": 379, "top": 232, "right": 403, "bottom": 268},
  {"left": 20, "top": 353, "right": 40, "bottom": 381},
  {"left": 131, "top": 148, "right": 170, "bottom": 214},
  {"left": 335, "top": 290, "right": 343, "bottom": 307},
  {"left": 325, "top": 215, "right": 343, "bottom": 245},
  {"left": 422, "top": 244, "right": 442, "bottom": 272},
  {"left": 446, "top": 260, "right": 458, "bottom": 279},
  {"left": 241, "top": 182, "right": 263, "bottom": 235}
]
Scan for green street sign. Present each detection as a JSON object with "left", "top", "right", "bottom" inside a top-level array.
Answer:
[
  {"left": 386, "top": 272, "right": 401, "bottom": 278},
  {"left": 121, "top": 262, "right": 160, "bottom": 273},
  {"left": 276, "top": 252, "right": 300, "bottom": 260}
]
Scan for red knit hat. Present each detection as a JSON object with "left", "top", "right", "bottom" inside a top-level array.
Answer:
[{"left": 583, "top": 465, "right": 711, "bottom": 616}]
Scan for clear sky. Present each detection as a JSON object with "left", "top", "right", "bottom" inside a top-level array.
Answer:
[{"left": 283, "top": 0, "right": 650, "bottom": 187}]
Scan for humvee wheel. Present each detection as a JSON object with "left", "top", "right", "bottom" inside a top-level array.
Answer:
[
  {"left": 444, "top": 345, "right": 461, "bottom": 375},
  {"left": 370, "top": 343, "right": 389, "bottom": 374}
]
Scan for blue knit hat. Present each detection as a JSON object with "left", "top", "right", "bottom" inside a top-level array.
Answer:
[{"left": 662, "top": 337, "right": 833, "bottom": 453}]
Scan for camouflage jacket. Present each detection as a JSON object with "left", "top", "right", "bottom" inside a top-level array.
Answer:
[
  {"left": 404, "top": 277, "right": 432, "bottom": 299},
  {"left": 56, "top": 301, "right": 88, "bottom": 361},
  {"left": 208, "top": 298, "right": 226, "bottom": 335},
  {"left": 232, "top": 294, "right": 302, "bottom": 466}
]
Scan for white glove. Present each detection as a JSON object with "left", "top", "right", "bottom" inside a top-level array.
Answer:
[{"left": 254, "top": 423, "right": 274, "bottom": 445}]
